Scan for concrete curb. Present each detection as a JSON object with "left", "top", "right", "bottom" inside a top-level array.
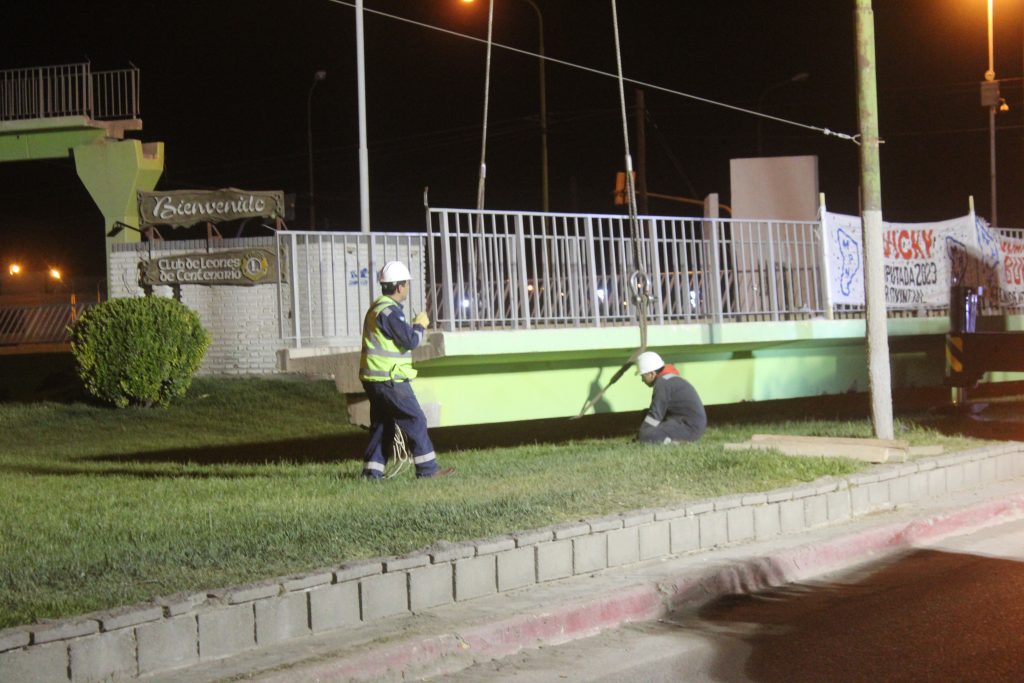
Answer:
[
  {"left": 2, "top": 442, "right": 1022, "bottom": 682},
  {"left": 248, "top": 485, "right": 1024, "bottom": 683}
]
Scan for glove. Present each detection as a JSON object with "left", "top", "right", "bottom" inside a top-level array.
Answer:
[{"left": 413, "top": 311, "right": 430, "bottom": 328}]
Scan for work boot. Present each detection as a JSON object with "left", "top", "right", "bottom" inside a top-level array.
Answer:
[{"left": 420, "top": 467, "right": 456, "bottom": 479}]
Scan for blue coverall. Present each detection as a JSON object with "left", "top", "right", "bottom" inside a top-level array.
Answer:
[{"left": 360, "top": 300, "right": 438, "bottom": 478}]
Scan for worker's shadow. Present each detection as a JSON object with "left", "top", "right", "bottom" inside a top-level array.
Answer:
[
  {"left": 431, "top": 369, "right": 636, "bottom": 452},
  {"left": 582, "top": 367, "right": 614, "bottom": 415}
]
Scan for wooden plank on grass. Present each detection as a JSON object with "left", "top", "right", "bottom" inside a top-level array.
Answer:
[
  {"left": 750, "top": 434, "right": 910, "bottom": 449},
  {"left": 725, "top": 436, "right": 908, "bottom": 463}
]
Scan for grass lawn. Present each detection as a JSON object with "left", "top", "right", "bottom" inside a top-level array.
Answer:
[{"left": 0, "top": 367, "right": 985, "bottom": 629}]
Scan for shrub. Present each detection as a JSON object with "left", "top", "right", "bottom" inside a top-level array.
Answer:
[{"left": 70, "top": 296, "right": 211, "bottom": 408}]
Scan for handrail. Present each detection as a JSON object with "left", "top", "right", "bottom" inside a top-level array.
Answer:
[{"left": 0, "top": 62, "right": 139, "bottom": 122}]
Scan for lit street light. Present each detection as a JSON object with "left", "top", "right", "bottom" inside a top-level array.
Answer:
[
  {"left": 307, "top": 69, "right": 327, "bottom": 229},
  {"left": 756, "top": 72, "right": 810, "bottom": 156},
  {"left": 462, "top": 0, "right": 549, "bottom": 211}
]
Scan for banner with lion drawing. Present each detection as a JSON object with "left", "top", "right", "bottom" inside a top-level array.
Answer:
[{"left": 821, "top": 212, "right": 1019, "bottom": 309}]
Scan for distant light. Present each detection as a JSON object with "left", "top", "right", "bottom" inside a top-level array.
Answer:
[
  {"left": 461, "top": 298, "right": 470, "bottom": 308},
  {"left": 596, "top": 288, "right": 606, "bottom": 301},
  {"left": 527, "top": 283, "right": 535, "bottom": 292},
  {"left": 8, "top": 263, "right": 21, "bottom": 276},
  {"left": 49, "top": 268, "right": 62, "bottom": 281}
]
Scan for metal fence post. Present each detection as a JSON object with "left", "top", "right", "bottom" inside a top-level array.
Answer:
[
  {"left": 766, "top": 222, "right": 781, "bottom": 321},
  {"left": 291, "top": 233, "right": 304, "bottom": 348},
  {"left": 708, "top": 219, "right": 725, "bottom": 323},
  {"left": 816, "top": 203, "right": 835, "bottom": 320},
  {"left": 647, "top": 218, "right": 665, "bottom": 325},
  {"left": 276, "top": 231, "right": 286, "bottom": 341},
  {"left": 514, "top": 214, "right": 532, "bottom": 328},
  {"left": 440, "top": 212, "right": 457, "bottom": 332},
  {"left": 585, "top": 216, "right": 601, "bottom": 327},
  {"left": 426, "top": 207, "right": 437, "bottom": 323}
]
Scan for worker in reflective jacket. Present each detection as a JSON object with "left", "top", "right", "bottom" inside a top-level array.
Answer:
[
  {"left": 636, "top": 351, "right": 707, "bottom": 445},
  {"left": 359, "top": 261, "right": 454, "bottom": 479}
]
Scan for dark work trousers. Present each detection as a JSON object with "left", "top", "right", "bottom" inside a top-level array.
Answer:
[
  {"left": 638, "top": 418, "right": 705, "bottom": 445},
  {"left": 361, "top": 380, "right": 438, "bottom": 478}
]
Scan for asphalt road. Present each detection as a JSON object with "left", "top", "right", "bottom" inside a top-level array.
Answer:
[{"left": 437, "top": 517, "right": 1024, "bottom": 683}]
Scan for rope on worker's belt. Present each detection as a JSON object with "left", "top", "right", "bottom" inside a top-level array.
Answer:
[
  {"left": 573, "top": 0, "right": 651, "bottom": 420},
  {"left": 387, "top": 427, "right": 411, "bottom": 479}
]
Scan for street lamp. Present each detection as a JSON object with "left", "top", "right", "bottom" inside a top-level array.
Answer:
[
  {"left": 983, "top": 0, "right": 998, "bottom": 226},
  {"left": 756, "top": 72, "right": 809, "bottom": 156},
  {"left": 356, "top": 0, "right": 371, "bottom": 233},
  {"left": 307, "top": 69, "right": 327, "bottom": 229},
  {"left": 462, "top": 0, "right": 549, "bottom": 211}
]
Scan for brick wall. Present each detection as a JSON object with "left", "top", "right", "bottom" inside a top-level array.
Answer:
[{"left": 109, "top": 238, "right": 284, "bottom": 375}]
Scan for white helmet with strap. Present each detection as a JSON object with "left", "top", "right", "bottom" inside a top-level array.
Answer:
[
  {"left": 636, "top": 351, "right": 664, "bottom": 375},
  {"left": 379, "top": 261, "right": 412, "bottom": 283}
]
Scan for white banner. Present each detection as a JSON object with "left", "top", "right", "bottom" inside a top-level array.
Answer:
[
  {"left": 823, "top": 212, "right": 1002, "bottom": 308},
  {"left": 821, "top": 211, "right": 864, "bottom": 305},
  {"left": 997, "top": 232, "right": 1024, "bottom": 307}
]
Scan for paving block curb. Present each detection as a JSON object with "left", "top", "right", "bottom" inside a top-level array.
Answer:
[
  {"left": 2, "top": 443, "right": 1023, "bottom": 683},
  {"left": 235, "top": 485, "right": 1024, "bottom": 683}
]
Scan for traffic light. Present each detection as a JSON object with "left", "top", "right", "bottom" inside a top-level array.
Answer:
[{"left": 613, "top": 171, "right": 636, "bottom": 206}]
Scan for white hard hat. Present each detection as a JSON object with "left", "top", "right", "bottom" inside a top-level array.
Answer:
[
  {"left": 636, "top": 351, "right": 664, "bottom": 375},
  {"left": 379, "top": 261, "right": 412, "bottom": 283}
]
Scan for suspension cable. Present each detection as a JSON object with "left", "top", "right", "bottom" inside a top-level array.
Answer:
[
  {"left": 573, "top": 0, "right": 650, "bottom": 419},
  {"left": 475, "top": 0, "right": 495, "bottom": 213},
  {"left": 610, "top": 0, "right": 649, "bottom": 352},
  {"left": 325, "top": 0, "right": 858, "bottom": 144}
]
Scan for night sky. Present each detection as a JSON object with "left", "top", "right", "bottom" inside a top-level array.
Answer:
[{"left": 2, "top": 0, "right": 1023, "bottom": 277}]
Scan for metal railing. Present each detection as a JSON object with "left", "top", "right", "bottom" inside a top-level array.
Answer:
[
  {"left": 90, "top": 67, "right": 140, "bottom": 120},
  {"left": 277, "top": 211, "right": 1024, "bottom": 348},
  {"left": 0, "top": 62, "right": 139, "bottom": 122},
  {"left": 0, "top": 297, "right": 96, "bottom": 346},
  {"left": 276, "top": 231, "right": 427, "bottom": 348},
  {"left": 426, "top": 209, "right": 827, "bottom": 331}
]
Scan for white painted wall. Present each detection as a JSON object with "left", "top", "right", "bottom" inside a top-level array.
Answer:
[
  {"left": 110, "top": 237, "right": 285, "bottom": 375},
  {"left": 109, "top": 235, "right": 427, "bottom": 375}
]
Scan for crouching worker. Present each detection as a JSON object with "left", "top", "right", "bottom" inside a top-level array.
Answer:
[
  {"left": 360, "top": 260, "right": 454, "bottom": 479},
  {"left": 636, "top": 351, "right": 707, "bottom": 445}
]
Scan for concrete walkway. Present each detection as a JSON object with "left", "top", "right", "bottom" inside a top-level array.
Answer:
[{"left": 135, "top": 452, "right": 1024, "bottom": 683}]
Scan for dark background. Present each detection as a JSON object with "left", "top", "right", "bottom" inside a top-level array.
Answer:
[{"left": 2, "top": 0, "right": 1023, "bottom": 278}]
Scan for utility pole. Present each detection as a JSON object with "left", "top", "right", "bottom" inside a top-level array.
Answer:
[{"left": 855, "top": 0, "right": 894, "bottom": 440}]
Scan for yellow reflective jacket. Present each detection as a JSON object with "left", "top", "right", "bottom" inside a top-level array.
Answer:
[{"left": 359, "top": 296, "right": 418, "bottom": 382}]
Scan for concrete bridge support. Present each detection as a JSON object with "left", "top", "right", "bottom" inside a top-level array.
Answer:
[{"left": 74, "top": 138, "right": 164, "bottom": 289}]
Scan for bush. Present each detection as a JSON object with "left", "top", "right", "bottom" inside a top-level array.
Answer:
[{"left": 70, "top": 296, "right": 211, "bottom": 408}]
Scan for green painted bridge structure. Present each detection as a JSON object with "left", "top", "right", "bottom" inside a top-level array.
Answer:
[
  {"left": 297, "top": 317, "right": 954, "bottom": 428},
  {"left": 277, "top": 214, "right": 1024, "bottom": 428},
  {"left": 0, "top": 63, "right": 164, "bottom": 288}
]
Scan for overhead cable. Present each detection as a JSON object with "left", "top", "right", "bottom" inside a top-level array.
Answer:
[{"left": 325, "top": 0, "right": 859, "bottom": 144}]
